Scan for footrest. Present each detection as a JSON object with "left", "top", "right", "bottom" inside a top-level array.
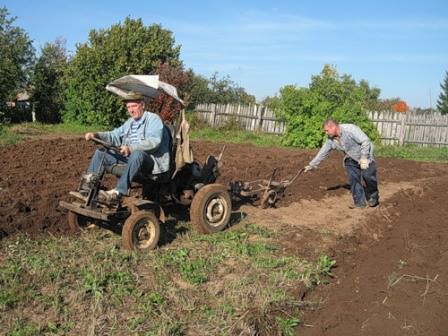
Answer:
[{"left": 69, "top": 191, "right": 87, "bottom": 201}]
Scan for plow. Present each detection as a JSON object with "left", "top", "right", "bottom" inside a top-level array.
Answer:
[{"left": 229, "top": 167, "right": 305, "bottom": 209}]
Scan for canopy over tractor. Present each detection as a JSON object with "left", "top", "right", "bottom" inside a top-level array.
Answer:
[{"left": 106, "top": 75, "right": 185, "bottom": 106}]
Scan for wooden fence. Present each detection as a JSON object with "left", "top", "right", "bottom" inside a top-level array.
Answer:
[
  {"left": 194, "top": 103, "right": 448, "bottom": 147},
  {"left": 194, "top": 103, "right": 286, "bottom": 135},
  {"left": 367, "top": 111, "right": 448, "bottom": 146}
]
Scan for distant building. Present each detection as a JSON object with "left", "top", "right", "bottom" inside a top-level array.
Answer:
[
  {"left": 6, "top": 91, "right": 31, "bottom": 109},
  {"left": 15, "top": 91, "right": 31, "bottom": 109}
]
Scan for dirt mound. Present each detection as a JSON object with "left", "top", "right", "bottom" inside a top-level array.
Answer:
[{"left": 1, "top": 137, "right": 447, "bottom": 334}]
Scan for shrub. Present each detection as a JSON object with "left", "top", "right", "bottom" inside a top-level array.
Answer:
[{"left": 273, "top": 65, "right": 379, "bottom": 148}]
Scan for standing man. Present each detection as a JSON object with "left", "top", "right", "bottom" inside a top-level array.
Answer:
[
  {"left": 83, "top": 91, "right": 171, "bottom": 203},
  {"left": 304, "top": 118, "right": 379, "bottom": 209}
]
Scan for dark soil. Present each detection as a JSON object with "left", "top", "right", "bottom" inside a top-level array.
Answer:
[{"left": 0, "top": 137, "right": 447, "bottom": 335}]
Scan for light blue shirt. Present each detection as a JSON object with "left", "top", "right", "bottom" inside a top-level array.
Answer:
[{"left": 97, "top": 111, "right": 170, "bottom": 174}]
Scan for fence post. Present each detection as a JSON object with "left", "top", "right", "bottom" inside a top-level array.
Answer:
[
  {"left": 399, "top": 113, "right": 406, "bottom": 146},
  {"left": 211, "top": 104, "right": 217, "bottom": 127},
  {"left": 31, "top": 102, "right": 36, "bottom": 122},
  {"left": 257, "top": 105, "right": 264, "bottom": 131}
]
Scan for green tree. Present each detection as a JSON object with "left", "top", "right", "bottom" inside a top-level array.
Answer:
[
  {"left": 208, "top": 73, "right": 255, "bottom": 105},
  {"left": 437, "top": 71, "right": 448, "bottom": 115},
  {"left": 359, "top": 79, "right": 381, "bottom": 111},
  {"left": 274, "top": 64, "right": 379, "bottom": 148},
  {"left": 260, "top": 95, "right": 280, "bottom": 108},
  {"left": 374, "top": 97, "right": 401, "bottom": 112},
  {"left": 31, "top": 38, "right": 68, "bottom": 123},
  {"left": 0, "top": 6, "right": 35, "bottom": 109},
  {"left": 187, "top": 74, "right": 213, "bottom": 109},
  {"left": 63, "top": 17, "right": 182, "bottom": 127},
  {"left": 188, "top": 72, "right": 255, "bottom": 109}
]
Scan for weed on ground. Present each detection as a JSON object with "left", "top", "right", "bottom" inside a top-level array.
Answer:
[{"left": 0, "top": 222, "right": 334, "bottom": 335}]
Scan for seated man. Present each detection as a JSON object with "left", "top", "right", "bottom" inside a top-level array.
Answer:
[{"left": 84, "top": 91, "right": 170, "bottom": 203}]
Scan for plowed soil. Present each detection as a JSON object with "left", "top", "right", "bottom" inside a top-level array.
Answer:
[{"left": 1, "top": 136, "right": 447, "bottom": 335}]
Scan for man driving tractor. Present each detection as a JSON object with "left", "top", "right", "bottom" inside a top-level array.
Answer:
[{"left": 83, "top": 91, "right": 171, "bottom": 204}]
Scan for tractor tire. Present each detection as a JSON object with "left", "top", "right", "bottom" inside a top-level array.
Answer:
[
  {"left": 122, "top": 210, "right": 160, "bottom": 251},
  {"left": 190, "top": 184, "right": 232, "bottom": 234},
  {"left": 67, "top": 210, "right": 89, "bottom": 232}
]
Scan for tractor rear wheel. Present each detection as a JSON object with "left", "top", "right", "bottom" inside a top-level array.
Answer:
[
  {"left": 122, "top": 210, "right": 160, "bottom": 251},
  {"left": 190, "top": 184, "right": 231, "bottom": 234}
]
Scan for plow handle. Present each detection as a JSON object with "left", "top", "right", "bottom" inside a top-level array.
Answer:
[{"left": 286, "top": 167, "right": 305, "bottom": 186}]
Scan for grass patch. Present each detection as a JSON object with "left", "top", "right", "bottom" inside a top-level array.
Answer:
[
  {"left": 190, "top": 127, "right": 284, "bottom": 147},
  {"left": 376, "top": 144, "right": 448, "bottom": 162},
  {"left": 37, "top": 121, "right": 106, "bottom": 134},
  {"left": 0, "top": 223, "right": 334, "bottom": 335},
  {"left": 12, "top": 121, "right": 106, "bottom": 135},
  {"left": 0, "top": 122, "right": 106, "bottom": 145},
  {"left": 187, "top": 110, "right": 284, "bottom": 147},
  {"left": 0, "top": 124, "right": 23, "bottom": 145}
]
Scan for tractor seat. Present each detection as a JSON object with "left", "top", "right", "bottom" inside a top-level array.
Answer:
[{"left": 106, "top": 163, "right": 172, "bottom": 184}]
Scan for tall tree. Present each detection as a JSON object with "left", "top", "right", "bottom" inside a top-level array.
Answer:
[
  {"left": 31, "top": 38, "right": 68, "bottom": 123},
  {"left": 187, "top": 72, "right": 255, "bottom": 109},
  {"left": 63, "top": 17, "right": 183, "bottom": 127},
  {"left": 0, "top": 6, "right": 35, "bottom": 109},
  {"left": 437, "top": 71, "right": 448, "bottom": 115},
  {"left": 187, "top": 74, "right": 213, "bottom": 109}
]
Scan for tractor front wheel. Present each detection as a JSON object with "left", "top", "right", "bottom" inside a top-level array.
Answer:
[
  {"left": 190, "top": 184, "right": 232, "bottom": 234},
  {"left": 122, "top": 210, "right": 160, "bottom": 251},
  {"left": 67, "top": 210, "right": 89, "bottom": 232}
]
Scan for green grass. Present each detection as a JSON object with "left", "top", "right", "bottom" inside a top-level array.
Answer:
[
  {"left": 376, "top": 144, "right": 448, "bottom": 162},
  {"left": 0, "top": 122, "right": 106, "bottom": 145},
  {"left": 187, "top": 111, "right": 284, "bottom": 147},
  {"left": 0, "top": 224, "right": 334, "bottom": 335},
  {"left": 37, "top": 121, "right": 107, "bottom": 134},
  {"left": 190, "top": 127, "right": 284, "bottom": 147},
  {"left": 0, "top": 124, "right": 23, "bottom": 145}
]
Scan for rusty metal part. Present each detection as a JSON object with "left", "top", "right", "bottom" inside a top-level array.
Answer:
[{"left": 230, "top": 167, "right": 305, "bottom": 208}]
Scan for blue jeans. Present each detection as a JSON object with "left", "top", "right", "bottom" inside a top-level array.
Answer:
[
  {"left": 344, "top": 158, "right": 379, "bottom": 206},
  {"left": 87, "top": 149, "right": 154, "bottom": 195}
]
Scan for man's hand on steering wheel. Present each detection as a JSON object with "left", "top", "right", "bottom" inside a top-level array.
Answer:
[
  {"left": 88, "top": 136, "right": 120, "bottom": 152},
  {"left": 85, "top": 132, "right": 96, "bottom": 141},
  {"left": 120, "top": 145, "right": 131, "bottom": 157}
]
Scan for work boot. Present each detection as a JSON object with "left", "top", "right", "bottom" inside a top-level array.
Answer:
[
  {"left": 98, "top": 189, "right": 122, "bottom": 204},
  {"left": 83, "top": 173, "right": 95, "bottom": 183},
  {"left": 348, "top": 203, "right": 367, "bottom": 209},
  {"left": 80, "top": 173, "right": 96, "bottom": 193},
  {"left": 367, "top": 198, "right": 379, "bottom": 207}
]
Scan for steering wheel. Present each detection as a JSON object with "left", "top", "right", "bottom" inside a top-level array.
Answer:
[{"left": 90, "top": 137, "right": 121, "bottom": 152}]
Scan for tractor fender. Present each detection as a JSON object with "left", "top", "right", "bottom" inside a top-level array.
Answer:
[{"left": 123, "top": 198, "right": 166, "bottom": 223}]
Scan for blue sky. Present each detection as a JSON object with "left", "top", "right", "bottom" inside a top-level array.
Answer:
[{"left": 3, "top": 0, "right": 448, "bottom": 108}]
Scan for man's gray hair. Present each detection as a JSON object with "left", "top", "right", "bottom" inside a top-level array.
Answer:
[{"left": 323, "top": 118, "right": 339, "bottom": 128}]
